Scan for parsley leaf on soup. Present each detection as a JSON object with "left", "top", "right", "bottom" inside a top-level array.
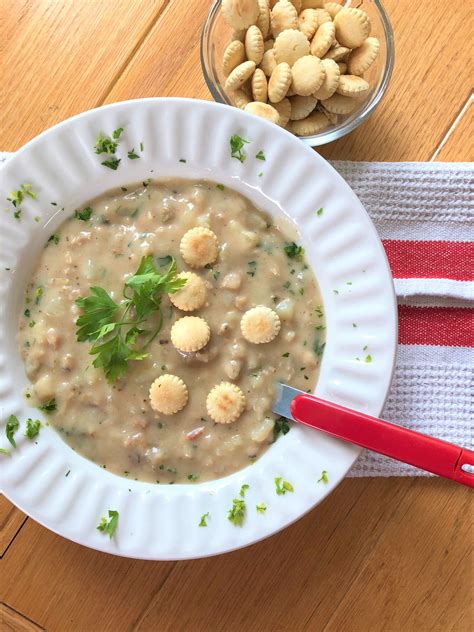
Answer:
[
  {"left": 283, "top": 242, "right": 305, "bottom": 261},
  {"left": 5, "top": 415, "right": 19, "bottom": 447},
  {"left": 97, "top": 510, "right": 119, "bottom": 538},
  {"left": 76, "top": 257, "right": 186, "bottom": 383},
  {"left": 38, "top": 398, "right": 57, "bottom": 413},
  {"left": 256, "top": 503, "right": 266, "bottom": 514},
  {"left": 273, "top": 416, "right": 290, "bottom": 442},
  {"left": 74, "top": 206, "right": 93, "bottom": 221},
  {"left": 230, "top": 135, "right": 249, "bottom": 163},
  {"left": 89, "top": 333, "right": 148, "bottom": 383},
  {"left": 76, "top": 287, "right": 119, "bottom": 342},
  {"left": 199, "top": 512, "right": 210, "bottom": 527}
]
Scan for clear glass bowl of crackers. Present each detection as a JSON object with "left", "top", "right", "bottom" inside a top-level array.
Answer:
[{"left": 201, "top": 0, "right": 394, "bottom": 146}]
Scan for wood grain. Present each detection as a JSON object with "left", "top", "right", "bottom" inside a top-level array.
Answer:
[
  {"left": 0, "top": 496, "right": 26, "bottom": 557},
  {"left": 433, "top": 96, "right": 474, "bottom": 162},
  {"left": 0, "top": 0, "right": 472, "bottom": 630},
  {"left": 319, "top": 0, "right": 473, "bottom": 161},
  {"left": 0, "top": 603, "right": 44, "bottom": 632},
  {"left": 0, "top": 0, "right": 168, "bottom": 150}
]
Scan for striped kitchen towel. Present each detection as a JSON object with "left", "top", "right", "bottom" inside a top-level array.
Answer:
[
  {"left": 2, "top": 153, "right": 473, "bottom": 476},
  {"left": 333, "top": 162, "right": 473, "bottom": 476}
]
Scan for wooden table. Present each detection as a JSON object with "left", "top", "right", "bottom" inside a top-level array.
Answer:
[{"left": 1, "top": 1, "right": 472, "bottom": 630}]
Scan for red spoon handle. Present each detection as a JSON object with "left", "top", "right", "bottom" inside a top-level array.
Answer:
[{"left": 291, "top": 395, "right": 474, "bottom": 488}]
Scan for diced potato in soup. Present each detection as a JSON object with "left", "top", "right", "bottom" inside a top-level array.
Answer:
[{"left": 18, "top": 180, "right": 325, "bottom": 483}]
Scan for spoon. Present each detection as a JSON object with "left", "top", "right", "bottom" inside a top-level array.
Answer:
[{"left": 273, "top": 384, "right": 474, "bottom": 488}]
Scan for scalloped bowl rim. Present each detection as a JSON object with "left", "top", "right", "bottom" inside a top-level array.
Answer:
[{"left": 0, "top": 98, "right": 397, "bottom": 559}]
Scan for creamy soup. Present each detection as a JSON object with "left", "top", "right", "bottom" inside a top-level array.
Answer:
[{"left": 18, "top": 180, "right": 325, "bottom": 483}]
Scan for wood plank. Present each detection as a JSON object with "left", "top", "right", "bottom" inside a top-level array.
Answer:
[
  {"left": 134, "top": 478, "right": 409, "bottom": 631},
  {"left": 0, "top": 0, "right": 168, "bottom": 151},
  {"left": 318, "top": 0, "right": 473, "bottom": 161},
  {"left": 0, "top": 520, "right": 175, "bottom": 632},
  {"left": 0, "top": 603, "right": 44, "bottom": 632},
  {"left": 0, "top": 496, "right": 27, "bottom": 557},
  {"left": 432, "top": 97, "right": 474, "bottom": 162},
  {"left": 320, "top": 480, "right": 472, "bottom": 632},
  {"left": 105, "top": 0, "right": 210, "bottom": 103}
]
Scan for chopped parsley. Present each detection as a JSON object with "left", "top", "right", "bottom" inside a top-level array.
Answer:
[
  {"left": 352, "top": 323, "right": 357, "bottom": 328},
  {"left": 140, "top": 142, "right": 144, "bottom": 152},
  {"left": 94, "top": 128, "right": 123, "bottom": 155},
  {"left": 365, "top": 355, "right": 372, "bottom": 363},
  {"left": 230, "top": 134, "right": 249, "bottom": 163},
  {"left": 316, "top": 207, "right": 323, "bottom": 216},
  {"left": 275, "top": 477, "right": 294, "bottom": 495},
  {"left": 239, "top": 483, "right": 249, "bottom": 497},
  {"left": 284, "top": 242, "right": 304, "bottom": 261},
  {"left": 7, "top": 184, "right": 37, "bottom": 218},
  {"left": 317, "top": 470, "right": 329, "bottom": 484},
  {"left": 35, "top": 287, "right": 43, "bottom": 304},
  {"left": 24, "top": 308, "right": 30, "bottom": 318},
  {"left": 74, "top": 206, "right": 93, "bottom": 221},
  {"left": 216, "top": 183, "right": 225, "bottom": 191},
  {"left": 213, "top": 270, "right": 220, "bottom": 281},
  {"left": 187, "top": 473, "right": 199, "bottom": 481},
  {"left": 258, "top": 172, "right": 263, "bottom": 177},
  {"left": 75, "top": 256, "right": 186, "bottom": 382},
  {"left": 128, "top": 149, "right": 140, "bottom": 160},
  {"left": 38, "top": 398, "right": 57, "bottom": 413},
  {"left": 179, "top": 158, "right": 186, "bottom": 163},
  {"left": 282, "top": 352, "right": 289, "bottom": 358},
  {"left": 228, "top": 498, "right": 246, "bottom": 526},
  {"left": 199, "top": 512, "right": 209, "bottom": 527},
  {"left": 315, "top": 305, "right": 324, "bottom": 319},
  {"left": 313, "top": 338, "right": 325, "bottom": 358},
  {"left": 255, "top": 150, "right": 266, "bottom": 161},
  {"left": 256, "top": 503, "right": 267, "bottom": 514},
  {"left": 24, "top": 418, "right": 41, "bottom": 439},
  {"left": 97, "top": 509, "right": 119, "bottom": 538},
  {"left": 101, "top": 157, "right": 121, "bottom": 170},
  {"left": 47, "top": 234, "right": 60, "bottom": 245},
  {"left": 247, "top": 260, "right": 257, "bottom": 277},
  {"left": 333, "top": 289, "right": 339, "bottom": 295},
  {"left": 28, "top": 320, "right": 36, "bottom": 328},
  {"left": 5, "top": 415, "right": 19, "bottom": 447},
  {"left": 283, "top": 281, "right": 291, "bottom": 289},
  {"left": 273, "top": 416, "right": 290, "bottom": 441}
]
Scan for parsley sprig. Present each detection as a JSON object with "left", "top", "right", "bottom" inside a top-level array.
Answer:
[
  {"left": 275, "top": 477, "right": 294, "bottom": 495},
  {"left": 75, "top": 256, "right": 186, "bottom": 382}
]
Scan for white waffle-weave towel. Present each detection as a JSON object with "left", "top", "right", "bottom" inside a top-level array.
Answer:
[{"left": 2, "top": 153, "right": 473, "bottom": 476}]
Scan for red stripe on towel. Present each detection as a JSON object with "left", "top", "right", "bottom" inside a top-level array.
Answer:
[
  {"left": 398, "top": 306, "right": 474, "bottom": 347},
  {"left": 383, "top": 240, "right": 474, "bottom": 281}
]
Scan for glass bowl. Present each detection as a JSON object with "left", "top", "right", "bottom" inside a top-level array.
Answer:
[{"left": 200, "top": 0, "right": 394, "bottom": 147}]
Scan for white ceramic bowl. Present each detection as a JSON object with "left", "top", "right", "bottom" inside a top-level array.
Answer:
[{"left": 0, "top": 98, "right": 397, "bottom": 560}]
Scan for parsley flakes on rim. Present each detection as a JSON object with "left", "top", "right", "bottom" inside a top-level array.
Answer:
[
  {"left": 275, "top": 477, "right": 294, "bottom": 495},
  {"left": 97, "top": 510, "right": 119, "bottom": 539},
  {"left": 230, "top": 134, "right": 249, "bottom": 163},
  {"left": 5, "top": 415, "right": 19, "bottom": 447}
]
